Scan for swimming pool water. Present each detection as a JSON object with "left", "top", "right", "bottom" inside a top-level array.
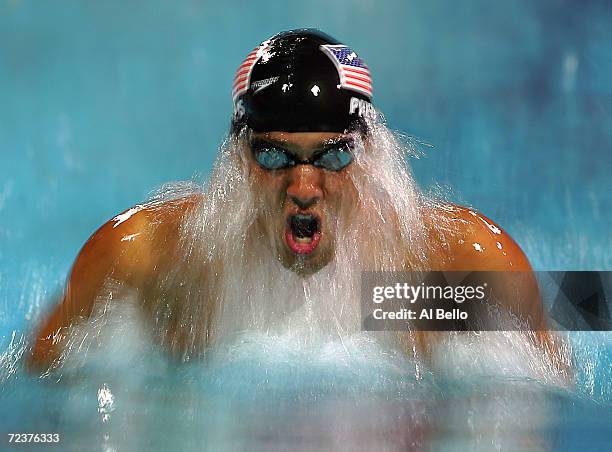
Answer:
[{"left": 1, "top": 0, "right": 611, "bottom": 450}]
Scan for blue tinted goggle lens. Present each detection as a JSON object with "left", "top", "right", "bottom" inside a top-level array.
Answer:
[{"left": 252, "top": 144, "right": 354, "bottom": 171}]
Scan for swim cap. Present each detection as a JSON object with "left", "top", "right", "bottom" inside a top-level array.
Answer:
[{"left": 231, "top": 29, "right": 374, "bottom": 134}]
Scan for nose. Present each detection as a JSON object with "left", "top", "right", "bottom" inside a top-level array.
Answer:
[{"left": 286, "top": 165, "right": 323, "bottom": 209}]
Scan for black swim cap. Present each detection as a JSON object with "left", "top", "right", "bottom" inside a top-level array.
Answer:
[{"left": 231, "top": 29, "right": 375, "bottom": 134}]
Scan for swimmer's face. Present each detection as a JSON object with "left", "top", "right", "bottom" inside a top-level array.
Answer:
[{"left": 246, "top": 131, "right": 359, "bottom": 275}]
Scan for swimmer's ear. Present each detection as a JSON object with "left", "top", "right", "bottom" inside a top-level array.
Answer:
[
  {"left": 240, "top": 141, "right": 253, "bottom": 175},
  {"left": 347, "top": 130, "right": 371, "bottom": 164},
  {"left": 229, "top": 126, "right": 252, "bottom": 168}
]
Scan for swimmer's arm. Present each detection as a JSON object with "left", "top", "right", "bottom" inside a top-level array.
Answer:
[
  {"left": 430, "top": 206, "right": 571, "bottom": 377},
  {"left": 447, "top": 207, "right": 546, "bottom": 329},
  {"left": 28, "top": 207, "right": 156, "bottom": 370}
]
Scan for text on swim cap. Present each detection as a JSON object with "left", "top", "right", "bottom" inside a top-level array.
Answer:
[
  {"left": 349, "top": 97, "right": 375, "bottom": 119},
  {"left": 250, "top": 76, "right": 279, "bottom": 94}
]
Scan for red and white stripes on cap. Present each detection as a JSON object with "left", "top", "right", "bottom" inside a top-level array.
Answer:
[{"left": 232, "top": 47, "right": 259, "bottom": 100}]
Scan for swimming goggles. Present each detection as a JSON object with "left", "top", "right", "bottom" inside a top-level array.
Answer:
[{"left": 250, "top": 139, "right": 354, "bottom": 172}]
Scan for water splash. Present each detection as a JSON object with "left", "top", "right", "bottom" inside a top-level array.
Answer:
[{"left": 0, "top": 111, "right": 608, "bottom": 451}]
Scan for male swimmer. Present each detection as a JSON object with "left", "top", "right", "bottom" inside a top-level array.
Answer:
[{"left": 30, "top": 29, "right": 567, "bottom": 373}]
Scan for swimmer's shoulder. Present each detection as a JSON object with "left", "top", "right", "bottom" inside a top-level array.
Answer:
[
  {"left": 73, "top": 193, "right": 204, "bottom": 284},
  {"left": 29, "top": 194, "right": 205, "bottom": 369},
  {"left": 421, "top": 204, "right": 570, "bottom": 372},
  {"left": 423, "top": 203, "right": 532, "bottom": 272}
]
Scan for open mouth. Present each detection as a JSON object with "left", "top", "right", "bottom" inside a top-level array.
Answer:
[{"left": 285, "top": 213, "right": 322, "bottom": 255}]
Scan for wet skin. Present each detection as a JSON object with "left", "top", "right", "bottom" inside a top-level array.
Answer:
[
  {"left": 29, "top": 132, "right": 567, "bottom": 373},
  {"left": 247, "top": 131, "right": 358, "bottom": 275}
]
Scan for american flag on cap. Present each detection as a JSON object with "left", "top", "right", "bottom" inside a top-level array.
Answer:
[
  {"left": 232, "top": 46, "right": 260, "bottom": 100},
  {"left": 319, "top": 44, "right": 372, "bottom": 99}
]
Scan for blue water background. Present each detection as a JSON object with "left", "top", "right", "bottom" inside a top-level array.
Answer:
[{"left": 0, "top": 0, "right": 610, "bottom": 449}]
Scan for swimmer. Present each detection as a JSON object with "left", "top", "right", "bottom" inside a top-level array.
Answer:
[{"left": 29, "top": 29, "right": 568, "bottom": 373}]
